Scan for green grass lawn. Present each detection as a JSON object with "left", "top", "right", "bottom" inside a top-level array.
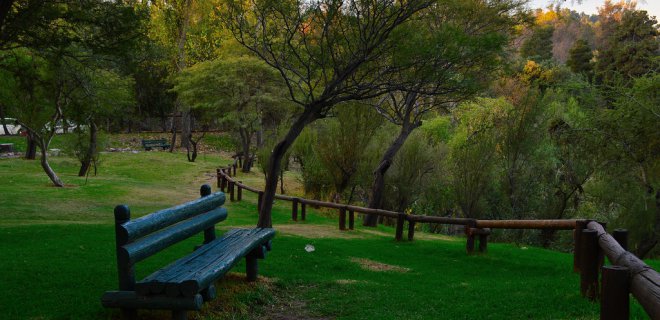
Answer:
[{"left": 0, "top": 141, "right": 656, "bottom": 319}]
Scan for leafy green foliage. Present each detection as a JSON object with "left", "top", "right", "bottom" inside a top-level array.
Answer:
[
  {"left": 595, "top": 9, "right": 659, "bottom": 86},
  {"left": 566, "top": 39, "right": 593, "bottom": 78},
  {"left": 521, "top": 25, "right": 555, "bottom": 62}
]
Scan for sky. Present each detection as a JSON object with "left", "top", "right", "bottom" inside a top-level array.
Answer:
[{"left": 528, "top": 0, "right": 660, "bottom": 18}]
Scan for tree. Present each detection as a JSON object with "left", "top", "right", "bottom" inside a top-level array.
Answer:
[
  {"left": 447, "top": 98, "right": 508, "bottom": 219},
  {"left": 363, "top": 0, "right": 525, "bottom": 226},
  {"left": 313, "top": 103, "right": 382, "bottom": 203},
  {"left": 0, "top": 0, "right": 145, "bottom": 185},
  {"left": 68, "top": 68, "right": 135, "bottom": 176},
  {"left": 595, "top": 74, "right": 660, "bottom": 258},
  {"left": 173, "top": 52, "right": 288, "bottom": 170},
  {"left": 595, "top": 9, "right": 659, "bottom": 86},
  {"left": 566, "top": 39, "right": 593, "bottom": 78},
  {"left": 521, "top": 25, "right": 555, "bottom": 62},
  {"left": 222, "top": 0, "right": 436, "bottom": 227},
  {"left": 0, "top": 51, "right": 74, "bottom": 187}
]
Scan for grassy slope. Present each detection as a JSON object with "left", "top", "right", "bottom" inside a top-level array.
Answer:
[{"left": 0, "top": 139, "right": 656, "bottom": 319}]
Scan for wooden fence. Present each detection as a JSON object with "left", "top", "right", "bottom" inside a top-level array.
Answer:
[{"left": 216, "top": 165, "right": 659, "bottom": 319}]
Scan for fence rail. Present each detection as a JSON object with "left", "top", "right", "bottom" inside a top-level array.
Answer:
[
  {"left": 580, "top": 221, "right": 660, "bottom": 318},
  {"left": 216, "top": 165, "right": 659, "bottom": 319}
]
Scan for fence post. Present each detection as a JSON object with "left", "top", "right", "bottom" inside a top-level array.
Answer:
[
  {"left": 216, "top": 168, "right": 221, "bottom": 188},
  {"left": 395, "top": 213, "right": 405, "bottom": 241},
  {"left": 228, "top": 181, "right": 235, "bottom": 202},
  {"left": 232, "top": 163, "right": 237, "bottom": 176},
  {"left": 580, "top": 229, "right": 600, "bottom": 300},
  {"left": 238, "top": 156, "right": 242, "bottom": 168},
  {"left": 348, "top": 210, "right": 354, "bottom": 230},
  {"left": 574, "top": 220, "right": 589, "bottom": 273},
  {"left": 220, "top": 170, "right": 227, "bottom": 192},
  {"left": 612, "top": 229, "right": 628, "bottom": 251},
  {"left": 600, "top": 265, "right": 629, "bottom": 320},
  {"left": 237, "top": 181, "right": 242, "bottom": 201},
  {"left": 465, "top": 222, "right": 476, "bottom": 255},
  {"left": 339, "top": 207, "right": 347, "bottom": 230},
  {"left": 292, "top": 198, "right": 299, "bottom": 221},
  {"left": 407, "top": 218, "right": 416, "bottom": 241},
  {"left": 478, "top": 229, "right": 490, "bottom": 253},
  {"left": 257, "top": 191, "right": 264, "bottom": 213},
  {"left": 301, "top": 202, "right": 307, "bottom": 221}
]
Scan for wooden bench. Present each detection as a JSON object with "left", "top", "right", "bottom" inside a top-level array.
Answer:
[
  {"left": 101, "top": 184, "right": 275, "bottom": 320},
  {"left": 141, "top": 139, "right": 170, "bottom": 151}
]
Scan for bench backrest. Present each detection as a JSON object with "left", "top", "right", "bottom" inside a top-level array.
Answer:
[{"left": 114, "top": 185, "right": 227, "bottom": 267}]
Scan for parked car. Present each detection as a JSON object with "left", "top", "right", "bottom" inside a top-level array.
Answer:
[{"left": 0, "top": 118, "right": 21, "bottom": 135}]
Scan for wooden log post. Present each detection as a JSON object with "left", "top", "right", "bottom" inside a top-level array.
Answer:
[
  {"left": 574, "top": 220, "right": 589, "bottom": 273},
  {"left": 201, "top": 284, "right": 216, "bottom": 302},
  {"left": 237, "top": 181, "right": 243, "bottom": 201},
  {"left": 580, "top": 229, "right": 600, "bottom": 300},
  {"left": 586, "top": 221, "right": 660, "bottom": 317},
  {"left": 238, "top": 156, "right": 242, "bottom": 168},
  {"left": 301, "top": 202, "right": 307, "bottom": 221},
  {"left": 113, "top": 205, "right": 137, "bottom": 320},
  {"left": 478, "top": 229, "right": 490, "bottom": 253},
  {"left": 600, "top": 265, "right": 630, "bottom": 320},
  {"left": 395, "top": 213, "right": 405, "bottom": 241},
  {"left": 257, "top": 191, "right": 264, "bottom": 213},
  {"left": 246, "top": 249, "right": 259, "bottom": 282},
  {"left": 228, "top": 181, "right": 235, "bottom": 202},
  {"left": 216, "top": 168, "right": 221, "bottom": 188},
  {"left": 348, "top": 210, "right": 355, "bottom": 230},
  {"left": 220, "top": 170, "right": 227, "bottom": 192},
  {"left": 465, "top": 222, "right": 477, "bottom": 255},
  {"left": 232, "top": 163, "right": 237, "bottom": 176},
  {"left": 200, "top": 185, "right": 216, "bottom": 244},
  {"left": 292, "top": 198, "right": 299, "bottom": 222},
  {"left": 407, "top": 218, "right": 416, "bottom": 241},
  {"left": 612, "top": 229, "right": 628, "bottom": 251},
  {"left": 339, "top": 207, "right": 347, "bottom": 230}
]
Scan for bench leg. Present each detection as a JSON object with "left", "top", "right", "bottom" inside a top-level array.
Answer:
[
  {"left": 172, "top": 310, "right": 187, "bottom": 320},
  {"left": 201, "top": 284, "right": 216, "bottom": 302},
  {"left": 246, "top": 251, "right": 258, "bottom": 282},
  {"left": 120, "top": 308, "right": 137, "bottom": 320}
]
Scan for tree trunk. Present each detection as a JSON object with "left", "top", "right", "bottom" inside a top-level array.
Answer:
[
  {"left": 181, "top": 109, "right": 191, "bottom": 149},
  {"left": 176, "top": 0, "right": 192, "bottom": 150},
  {"left": 186, "top": 137, "right": 198, "bottom": 162},
  {"left": 239, "top": 128, "right": 252, "bottom": 172},
  {"left": 78, "top": 121, "right": 98, "bottom": 177},
  {"left": 25, "top": 131, "right": 37, "bottom": 160},
  {"left": 169, "top": 114, "right": 177, "bottom": 153},
  {"left": 258, "top": 108, "right": 321, "bottom": 228},
  {"left": 363, "top": 123, "right": 417, "bottom": 227},
  {"left": 37, "top": 138, "right": 64, "bottom": 187}
]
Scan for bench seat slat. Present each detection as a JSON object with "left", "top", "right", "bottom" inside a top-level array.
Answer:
[
  {"left": 140, "top": 229, "right": 247, "bottom": 285},
  {"left": 137, "top": 228, "right": 275, "bottom": 297}
]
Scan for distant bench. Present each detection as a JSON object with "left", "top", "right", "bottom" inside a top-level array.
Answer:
[
  {"left": 141, "top": 139, "right": 170, "bottom": 151},
  {"left": 101, "top": 184, "right": 275, "bottom": 320}
]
